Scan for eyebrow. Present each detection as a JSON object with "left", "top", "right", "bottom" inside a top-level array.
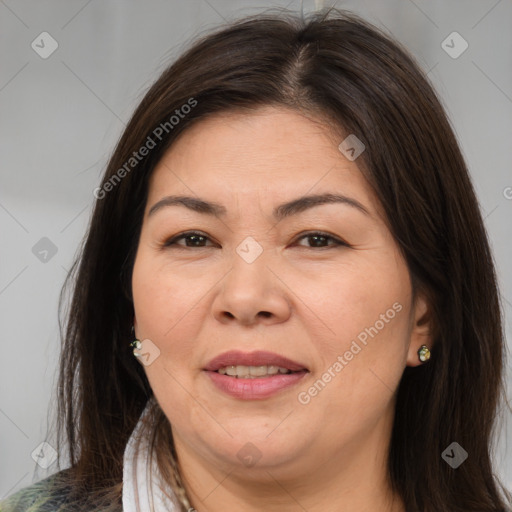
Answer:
[{"left": 148, "top": 193, "right": 370, "bottom": 221}]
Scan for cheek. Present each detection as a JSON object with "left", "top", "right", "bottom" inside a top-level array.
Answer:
[
  {"left": 312, "top": 253, "right": 411, "bottom": 350},
  {"left": 294, "top": 298, "right": 410, "bottom": 455},
  {"left": 300, "top": 251, "right": 412, "bottom": 415},
  {"left": 131, "top": 253, "right": 203, "bottom": 390},
  {"left": 132, "top": 251, "right": 195, "bottom": 338},
  {"left": 131, "top": 254, "right": 204, "bottom": 417}
]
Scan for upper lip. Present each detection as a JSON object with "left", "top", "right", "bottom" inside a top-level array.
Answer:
[{"left": 204, "top": 350, "right": 308, "bottom": 372}]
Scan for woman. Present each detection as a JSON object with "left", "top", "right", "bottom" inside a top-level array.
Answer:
[{"left": 1, "top": 7, "right": 510, "bottom": 512}]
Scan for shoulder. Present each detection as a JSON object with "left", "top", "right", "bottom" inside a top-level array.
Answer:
[
  {"left": 0, "top": 469, "right": 123, "bottom": 512},
  {"left": 0, "top": 470, "right": 58, "bottom": 511},
  {"left": 0, "top": 469, "right": 78, "bottom": 512}
]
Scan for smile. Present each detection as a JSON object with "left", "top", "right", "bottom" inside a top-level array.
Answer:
[
  {"left": 217, "top": 365, "right": 298, "bottom": 378},
  {"left": 203, "top": 350, "right": 309, "bottom": 399}
]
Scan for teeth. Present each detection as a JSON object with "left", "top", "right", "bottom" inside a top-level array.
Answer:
[
  {"left": 250, "top": 365, "right": 268, "bottom": 377},
  {"left": 266, "top": 365, "right": 279, "bottom": 375},
  {"left": 217, "top": 365, "right": 293, "bottom": 378},
  {"left": 225, "top": 366, "right": 238, "bottom": 376}
]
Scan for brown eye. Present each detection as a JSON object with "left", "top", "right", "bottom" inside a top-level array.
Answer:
[
  {"left": 162, "top": 231, "right": 349, "bottom": 250},
  {"left": 294, "top": 232, "right": 349, "bottom": 249},
  {"left": 164, "top": 231, "right": 214, "bottom": 248}
]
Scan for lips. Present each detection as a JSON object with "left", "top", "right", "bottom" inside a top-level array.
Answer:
[
  {"left": 203, "top": 350, "right": 309, "bottom": 399},
  {"left": 203, "top": 350, "right": 308, "bottom": 373}
]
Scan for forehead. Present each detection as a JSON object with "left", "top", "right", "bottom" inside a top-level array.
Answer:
[{"left": 146, "top": 106, "right": 381, "bottom": 219}]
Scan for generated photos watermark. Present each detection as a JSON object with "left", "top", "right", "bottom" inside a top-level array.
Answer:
[
  {"left": 93, "top": 97, "right": 197, "bottom": 199},
  {"left": 31, "top": 441, "right": 58, "bottom": 469},
  {"left": 441, "top": 442, "right": 468, "bottom": 469},
  {"left": 132, "top": 338, "right": 161, "bottom": 366},
  {"left": 441, "top": 31, "right": 468, "bottom": 59},
  {"left": 297, "top": 301, "right": 403, "bottom": 405},
  {"left": 338, "top": 133, "right": 365, "bottom": 161}
]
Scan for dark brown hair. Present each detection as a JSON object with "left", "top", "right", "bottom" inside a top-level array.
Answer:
[{"left": 52, "top": 7, "right": 511, "bottom": 512}]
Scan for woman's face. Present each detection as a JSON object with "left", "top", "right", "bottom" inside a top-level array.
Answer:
[{"left": 131, "top": 106, "right": 429, "bottom": 483}]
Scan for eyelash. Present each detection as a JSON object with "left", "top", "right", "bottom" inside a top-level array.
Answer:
[{"left": 162, "top": 230, "right": 350, "bottom": 250}]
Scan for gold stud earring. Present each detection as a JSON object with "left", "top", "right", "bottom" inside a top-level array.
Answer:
[{"left": 417, "top": 344, "right": 431, "bottom": 362}]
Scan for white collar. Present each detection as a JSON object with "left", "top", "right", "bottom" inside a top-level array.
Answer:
[{"left": 122, "top": 400, "right": 181, "bottom": 512}]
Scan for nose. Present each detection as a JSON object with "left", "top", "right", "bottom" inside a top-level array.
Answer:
[{"left": 211, "top": 245, "right": 292, "bottom": 327}]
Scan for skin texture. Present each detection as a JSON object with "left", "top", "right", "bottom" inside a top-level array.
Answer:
[{"left": 131, "top": 106, "right": 432, "bottom": 512}]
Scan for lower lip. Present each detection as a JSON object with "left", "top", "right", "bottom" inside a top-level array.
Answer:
[{"left": 204, "top": 370, "right": 308, "bottom": 400}]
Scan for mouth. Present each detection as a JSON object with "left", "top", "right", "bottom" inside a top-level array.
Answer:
[
  {"left": 216, "top": 365, "right": 301, "bottom": 378},
  {"left": 203, "top": 350, "right": 309, "bottom": 400},
  {"left": 204, "top": 350, "right": 308, "bottom": 374}
]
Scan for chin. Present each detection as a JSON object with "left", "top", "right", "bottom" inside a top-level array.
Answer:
[{"left": 204, "top": 428, "right": 310, "bottom": 472}]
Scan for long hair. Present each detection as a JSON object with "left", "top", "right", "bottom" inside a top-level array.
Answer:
[{"left": 53, "top": 7, "right": 511, "bottom": 511}]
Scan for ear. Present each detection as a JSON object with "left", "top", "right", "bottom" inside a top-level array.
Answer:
[{"left": 406, "top": 292, "right": 433, "bottom": 367}]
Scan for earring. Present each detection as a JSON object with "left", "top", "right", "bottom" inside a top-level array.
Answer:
[
  {"left": 417, "top": 344, "right": 431, "bottom": 362},
  {"left": 130, "top": 327, "right": 142, "bottom": 358}
]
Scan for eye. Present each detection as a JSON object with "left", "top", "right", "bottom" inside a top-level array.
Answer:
[
  {"left": 163, "top": 231, "right": 215, "bottom": 248},
  {"left": 162, "top": 230, "right": 349, "bottom": 250},
  {"left": 293, "top": 231, "right": 350, "bottom": 249}
]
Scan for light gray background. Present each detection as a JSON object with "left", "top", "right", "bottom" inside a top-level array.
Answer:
[{"left": 1, "top": 0, "right": 511, "bottom": 500}]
